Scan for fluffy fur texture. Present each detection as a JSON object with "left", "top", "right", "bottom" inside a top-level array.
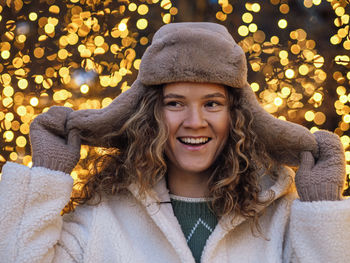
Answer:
[
  {"left": 2, "top": 162, "right": 350, "bottom": 262},
  {"left": 66, "top": 22, "right": 318, "bottom": 166}
]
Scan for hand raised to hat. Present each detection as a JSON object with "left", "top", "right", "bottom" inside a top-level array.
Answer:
[
  {"left": 66, "top": 79, "right": 146, "bottom": 147},
  {"left": 29, "top": 106, "right": 81, "bottom": 174},
  {"left": 295, "top": 130, "right": 346, "bottom": 201}
]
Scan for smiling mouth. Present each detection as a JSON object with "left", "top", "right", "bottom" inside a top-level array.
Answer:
[{"left": 177, "top": 137, "right": 212, "bottom": 145}]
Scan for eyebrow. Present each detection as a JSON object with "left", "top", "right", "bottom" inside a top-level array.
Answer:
[{"left": 163, "top": 92, "right": 227, "bottom": 99}]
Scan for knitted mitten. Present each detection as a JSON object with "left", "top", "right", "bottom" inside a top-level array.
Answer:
[
  {"left": 66, "top": 79, "right": 146, "bottom": 147},
  {"left": 295, "top": 130, "right": 346, "bottom": 201},
  {"left": 29, "top": 106, "right": 81, "bottom": 174}
]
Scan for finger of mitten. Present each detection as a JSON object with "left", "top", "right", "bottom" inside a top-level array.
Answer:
[
  {"left": 314, "top": 130, "right": 344, "bottom": 162},
  {"left": 295, "top": 151, "right": 315, "bottom": 201},
  {"left": 34, "top": 106, "right": 73, "bottom": 136},
  {"left": 313, "top": 130, "right": 346, "bottom": 184}
]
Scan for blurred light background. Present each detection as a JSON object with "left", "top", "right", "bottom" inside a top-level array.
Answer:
[{"left": 0, "top": 0, "right": 349, "bottom": 193}]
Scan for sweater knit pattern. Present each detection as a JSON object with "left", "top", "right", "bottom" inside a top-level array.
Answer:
[{"left": 170, "top": 195, "right": 218, "bottom": 262}]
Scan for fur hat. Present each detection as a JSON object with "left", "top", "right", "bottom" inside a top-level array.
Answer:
[{"left": 67, "top": 22, "right": 318, "bottom": 166}]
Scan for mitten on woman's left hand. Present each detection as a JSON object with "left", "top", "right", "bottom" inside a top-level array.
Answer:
[{"left": 295, "top": 130, "right": 346, "bottom": 201}]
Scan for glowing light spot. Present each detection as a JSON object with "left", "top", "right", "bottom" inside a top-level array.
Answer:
[
  {"left": 314, "top": 112, "right": 326, "bottom": 125},
  {"left": 344, "top": 114, "right": 350, "bottom": 123},
  {"left": 313, "top": 56, "right": 324, "bottom": 68},
  {"left": 1, "top": 50, "right": 10, "bottom": 59},
  {"left": 16, "top": 136, "right": 27, "bottom": 147},
  {"left": 313, "top": 0, "right": 321, "bottom": 5},
  {"left": 285, "top": 69, "right": 295, "bottom": 79},
  {"left": 335, "top": 7, "right": 345, "bottom": 16},
  {"left": 133, "top": 59, "right": 141, "bottom": 70},
  {"left": 299, "top": 64, "right": 309, "bottom": 75},
  {"left": 280, "top": 4, "right": 289, "bottom": 14},
  {"left": 29, "top": 12, "right": 38, "bottom": 21},
  {"left": 251, "top": 82, "right": 259, "bottom": 92},
  {"left": 35, "top": 75, "right": 44, "bottom": 84},
  {"left": 279, "top": 50, "right": 288, "bottom": 59},
  {"left": 341, "top": 135, "right": 350, "bottom": 146},
  {"left": 248, "top": 23, "right": 257, "bottom": 32},
  {"left": 346, "top": 151, "right": 350, "bottom": 161},
  {"left": 44, "top": 23, "right": 55, "bottom": 34},
  {"left": 128, "top": 3, "right": 137, "bottom": 11},
  {"left": 344, "top": 41, "right": 350, "bottom": 50},
  {"left": 3, "top": 86, "right": 14, "bottom": 97},
  {"left": 330, "top": 35, "right": 341, "bottom": 45},
  {"left": 5, "top": 112, "right": 14, "bottom": 121},
  {"left": 4, "top": 131, "right": 14, "bottom": 142},
  {"left": 137, "top": 18, "right": 148, "bottom": 30},
  {"left": 340, "top": 95, "right": 348, "bottom": 103},
  {"left": 94, "top": 36, "right": 104, "bottom": 46},
  {"left": 17, "top": 34, "right": 26, "bottom": 43},
  {"left": 160, "top": 0, "right": 172, "bottom": 9},
  {"left": 278, "top": 19, "right": 287, "bottom": 29},
  {"left": 274, "top": 97, "right": 283, "bottom": 106},
  {"left": 271, "top": 36, "right": 279, "bottom": 44},
  {"left": 59, "top": 67, "right": 70, "bottom": 77},
  {"left": 305, "top": 111, "right": 315, "bottom": 121},
  {"left": 222, "top": 4, "right": 233, "bottom": 14},
  {"left": 337, "top": 86, "right": 346, "bottom": 95},
  {"left": 313, "top": 92, "right": 323, "bottom": 102},
  {"left": 30, "top": 97, "right": 39, "bottom": 106},
  {"left": 335, "top": 55, "right": 350, "bottom": 66},
  {"left": 34, "top": 47, "right": 44, "bottom": 58},
  {"left": 80, "top": 84, "right": 89, "bottom": 94},
  {"left": 304, "top": 0, "right": 313, "bottom": 8},
  {"left": 10, "top": 152, "right": 18, "bottom": 161},
  {"left": 58, "top": 49, "right": 68, "bottom": 60},
  {"left": 138, "top": 4, "right": 149, "bottom": 15},
  {"left": 310, "top": 127, "right": 319, "bottom": 133},
  {"left": 118, "top": 23, "right": 127, "bottom": 32},
  {"left": 251, "top": 3, "right": 260, "bottom": 12},
  {"left": 281, "top": 87, "right": 291, "bottom": 96},
  {"left": 242, "top": 13, "right": 253, "bottom": 23},
  {"left": 17, "top": 105, "right": 27, "bottom": 116},
  {"left": 163, "top": 13, "right": 171, "bottom": 24},
  {"left": 238, "top": 25, "right": 249, "bottom": 36}
]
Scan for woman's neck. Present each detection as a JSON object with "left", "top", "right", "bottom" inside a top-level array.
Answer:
[{"left": 166, "top": 168, "right": 210, "bottom": 198}]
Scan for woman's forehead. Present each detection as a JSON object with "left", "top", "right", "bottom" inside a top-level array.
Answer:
[{"left": 163, "top": 82, "right": 227, "bottom": 97}]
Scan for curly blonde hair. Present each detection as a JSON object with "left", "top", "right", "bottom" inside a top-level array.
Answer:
[{"left": 65, "top": 85, "right": 276, "bottom": 233}]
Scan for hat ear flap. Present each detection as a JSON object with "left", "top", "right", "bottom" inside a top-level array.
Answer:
[
  {"left": 240, "top": 83, "right": 318, "bottom": 166},
  {"left": 66, "top": 78, "right": 147, "bottom": 148}
]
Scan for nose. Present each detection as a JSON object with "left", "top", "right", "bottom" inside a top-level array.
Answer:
[{"left": 183, "top": 106, "right": 208, "bottom": 129}]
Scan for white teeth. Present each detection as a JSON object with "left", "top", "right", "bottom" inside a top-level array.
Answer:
[{"left": 180, "top": 137, "right": 209, "bottom": 144}]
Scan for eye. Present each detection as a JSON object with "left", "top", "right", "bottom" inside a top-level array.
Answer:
[
  {"left": 164, "top": 100, "right": 183, "bottom": 108},
  {"left": 205, "top": 101, "right": 221, "bottom": 108}
]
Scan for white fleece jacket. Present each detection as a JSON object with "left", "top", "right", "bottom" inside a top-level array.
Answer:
[{"left": 1, "top": 161, "right": 350, "bottom": 263}]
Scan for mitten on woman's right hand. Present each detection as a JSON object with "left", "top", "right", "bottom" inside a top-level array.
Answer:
[
  {"left": 295, "top": 130, "right": 346, "bottom": 201},
  {"left": 29, "top": 106, "right": 81, "bottom": 174}
]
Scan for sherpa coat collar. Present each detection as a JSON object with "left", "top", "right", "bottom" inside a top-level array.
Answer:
[{"left": 127, "top": 166, "right": 294, "bottom": 262}]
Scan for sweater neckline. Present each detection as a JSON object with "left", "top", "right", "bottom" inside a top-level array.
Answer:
[{"left": 169, "top": 194, "right": 213, "bottom": 202}]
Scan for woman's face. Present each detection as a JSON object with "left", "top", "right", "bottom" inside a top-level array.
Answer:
[{"left": 163, "top": 82, "right": 230, "bottom": 176}]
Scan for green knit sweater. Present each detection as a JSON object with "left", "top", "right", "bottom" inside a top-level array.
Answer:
[{"left": 170, "top": 194, "right": 218, "bottom": 263}]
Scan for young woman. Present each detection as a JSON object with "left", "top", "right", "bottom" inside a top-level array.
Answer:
[{"left": 1, "top": 22, "right": 350, "bottom": 263}]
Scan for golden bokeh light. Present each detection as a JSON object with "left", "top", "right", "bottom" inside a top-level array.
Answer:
[
  {"left": 137, "top": 18, "right": 148, "bottom": 29},
  {"left": 285, "top": 69, "right": 295, "bottom": 79},
  {"left": 278, "top": 19, "right": 287, "bottom": 29},
  {"left": 80, "top": 84, "right": 89, "bottom": 94},
  {"left": 238, "top": 25, "right": 249, "bottom": 36}
]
